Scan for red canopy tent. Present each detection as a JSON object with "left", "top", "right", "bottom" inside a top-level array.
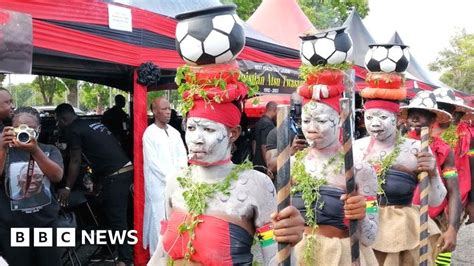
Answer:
[{"left": 0, "top": 1, "right": 305, "bottom": 264}]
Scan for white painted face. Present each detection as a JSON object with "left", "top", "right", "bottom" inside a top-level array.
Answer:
[
  {"left": 301, "top": 101, "right": 340, "bottom": 149},
  {"left": 185, "top": 117, "right": 231, "bottom": 165},
  {"left": 364, "top": 108, "right": 397, "bottom": 141}
]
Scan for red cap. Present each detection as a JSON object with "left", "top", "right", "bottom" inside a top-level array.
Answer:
[
  {"left": 188, "top": 100, "right": 241, "bottom": 128},
  {"left": 364, "top": 100, "right": 400, "bottom": 113}
]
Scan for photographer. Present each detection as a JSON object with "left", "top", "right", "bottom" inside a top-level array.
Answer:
[{"left": 0, "top": 107, "right": 63, "bottom": 266}]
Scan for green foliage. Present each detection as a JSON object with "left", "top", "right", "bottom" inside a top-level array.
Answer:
[
  {"left": 175, "top": 160, "right": 254, "bottom": 262},
  {"left": 220, "top": 0, "right": 260, "bottom": 21},
  {"left": 369, "top": 134, "right": 403, "bottom": 195},
  {"left": 441, "top": 124, "right": 458, "bottom": 149},
  {"left": 8, "top": 83, "right": 35, "bottom": 107},
  {"left": 429, "top": 30, "right": 474, "bottom": 94},
  {"left": 0, "top": 74, "right": 5, "bottom": 85},
  {"left": 299, "top": 63, "right": 352, "bottom": 81},
  {"left": 79, "top": 82, "right": 110, "bottom": 113},
  {"left": 175, "top": 65, "right": 257, "bottom": 115},
  {"left": 32, "top": 76, "right": 67, "bottom": 105},
  {"left": 222, "top": 0, "right": 369, "bottom": 29}
]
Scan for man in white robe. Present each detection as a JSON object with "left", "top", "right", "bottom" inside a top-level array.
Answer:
[{"left": 142, "top": 97, "right": 187, "bottom": 256}]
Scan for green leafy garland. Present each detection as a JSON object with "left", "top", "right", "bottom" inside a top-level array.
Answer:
[
  {"left": 175, "top": 65, "right": 259, "bottom": 115},
  {"left": 172, "top": 160, "right": 253, "bottom": 263},
  {"left": 290, "top": 149, "right": 343, "bottom": 264},
  {"left": 441, "top": 124, "right": 458, "bottom": 149},
  {"left": 369, "top": 134, "right": 404, "bottom": 195},
  {"left": 299, "top": 62, "right": 352, "bottom": 81}
]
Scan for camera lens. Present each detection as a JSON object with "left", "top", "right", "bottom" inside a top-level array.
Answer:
[{"left": 17, "top": 132, "right": 31, "bottom": 143}]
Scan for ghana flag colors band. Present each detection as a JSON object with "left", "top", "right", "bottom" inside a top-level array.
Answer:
[
  {"left": 365, "top": 196, "right": 378, "bottom": 214},
  {"left": 442, "top": 167, "right": 458, "bottom": 179},
  {"left": 468, "top": 149, "right": 474, "bottom": 157},
  {"left": 256, "top": 223, "right": 275, "bottom": 247}
]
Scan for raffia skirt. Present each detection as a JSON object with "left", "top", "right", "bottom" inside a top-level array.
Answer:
[
  {"left": 294, "top": 233, "right": 378, "bottom": 266},
  {"left": 372, "top": 205, "right": 441, "bottom": 266}
]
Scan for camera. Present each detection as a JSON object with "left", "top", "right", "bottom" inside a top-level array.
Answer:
[
  {"left": 290, "top": 93, "right": 305, "bottom": 139},
  {"left": 13, "top": 124, "right": 38, "bottom": 144}
]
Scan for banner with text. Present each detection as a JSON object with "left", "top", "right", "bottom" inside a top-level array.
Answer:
[{"left": 238, "top": 60, "right": 303, "bottom": 94}]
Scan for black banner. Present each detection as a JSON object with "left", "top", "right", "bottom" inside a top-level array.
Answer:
[
  {"left": 238, "top": 60, "right": 303, "bottom": 94},
  {"left": 0, "top": 9, "right": 32, "bottom": 74}
]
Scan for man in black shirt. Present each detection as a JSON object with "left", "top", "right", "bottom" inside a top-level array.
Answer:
[
  {"left": 0, "top": 87, "right": 14, "bottom": 130},
  {"left": 102, "top": 95, "right": 131, "bottom": 156},
  {"left": 252, "top": 101, "right": 277, "bottom": 173},
  {"left": 55, "top": 103, "right": 133, "bottom": 265}
]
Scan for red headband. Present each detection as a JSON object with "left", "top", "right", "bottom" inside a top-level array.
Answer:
[
  {"left": 364, "top": 100, "right": 400, "bottom": 113},
  {"left": 188, "top": 100, "right": 241, "bottom": 128}
]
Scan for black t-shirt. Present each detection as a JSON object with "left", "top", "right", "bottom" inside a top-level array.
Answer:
[
  {"left": 101, "top": 106, "right": 129, "bottom": 140},
  {"left": 265, "top": 120, "right": 297, "bottom": 151},
  {"left": 252, "top": 116, "right": 275, "bottom": 169},
  {"left": 64, "top": 119, "right": 129, "bottom": 176},
  {"left": 0, "top": 144, "right": 63, "bottom": 227}
]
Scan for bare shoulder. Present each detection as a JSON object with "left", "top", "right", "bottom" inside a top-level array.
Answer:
[
  {"left": 240, "top": 169, "right": 276, "bottom": 197},
  {"left": 354, "top": 136, "right": 371, "bottom": 155}
]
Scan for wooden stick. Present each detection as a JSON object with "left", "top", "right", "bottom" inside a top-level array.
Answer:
[
  {"left": 419, "top": 127, "right": 430, "bottom": 266},
  {"left": 276, "top": 105, "right": 291, "bottom": 266},
  {"left": 340, "top": 97, "right": 360, "bottom": 266}
]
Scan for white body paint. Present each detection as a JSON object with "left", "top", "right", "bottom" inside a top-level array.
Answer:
[
  {"left": 149, "top": 117, "right": 277, "bottom": 265},
  {"left": 185, "top": 118, "right": 231, "bottom": 164},
  {"left": 354, "top": 108, "right": 447, "bottom": 206},
  {"left": 298, "top": 102, "right": 379, "bottom": 246}
]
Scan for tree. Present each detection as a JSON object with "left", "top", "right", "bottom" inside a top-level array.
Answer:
[
  {"left": 79, "top": 82, "right": 110, "bottom": 114},
  {"left": 32, "top": 76, "right": 67, "bottom": 105},
  {"left": 62, "top": 78, "right": 79, "bottom": 107},
  {"left": 9, "top": 83, "right": 34, "bottom": 107},
  {"left": 429, "top": 30, "right": 474, "bottom": 94},
  {"left": 0, "top": 74, "right": 5, "bottom": 86},
  {"left": 221, "top": 0, "right": 369, "bottom": 29}
]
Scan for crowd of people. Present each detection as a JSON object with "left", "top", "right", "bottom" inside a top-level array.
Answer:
[{"left": 0, "top": 77, "right": 473, "bottom": 265}]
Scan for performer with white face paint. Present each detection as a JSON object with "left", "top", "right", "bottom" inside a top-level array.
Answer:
[
  {"left": 291, "top": 84, "right": 379, "bottom": 265},
  {"left": 148, "top": 62, "right": 305, "bottom": 266},
  {"left": 354, "top": 77, "right": 447, "bottom": 265}
]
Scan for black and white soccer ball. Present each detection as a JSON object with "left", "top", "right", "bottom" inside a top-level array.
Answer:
[
  {"left": 433, "top": 87, "right": 456, "bottom": 101},
  {"left": 175, "top": 6, "right": 245, "bottom": 66},
  {"left": 300, "top": 28, "right": 353, "bottom": 66},
  {"left": 364, "top": 44, "right": 410, "bottom": 73},
  {"left": 410, "top": 91, "right": 437, "bottom": 108}
]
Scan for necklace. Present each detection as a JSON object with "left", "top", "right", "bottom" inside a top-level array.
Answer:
[
  {"left": 368, "top": 134, "right": 404, "bottom": 195},
  {"left": 441, "top": 124, "right": 458, "bottom": 149},
  {"left": 175, "top": 160, "right": 253, "bottom": 262}
]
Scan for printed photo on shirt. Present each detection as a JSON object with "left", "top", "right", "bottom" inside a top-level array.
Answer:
[{"left": 9, "top": 161, "right": 52, "bottom": 213}]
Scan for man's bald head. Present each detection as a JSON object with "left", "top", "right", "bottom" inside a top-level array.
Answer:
[
  {"left": 151, "top": 97, "right": 171, "bottom": 127},
  {"left": 265, "top": 101, "right": 278, "bottom": 121}
]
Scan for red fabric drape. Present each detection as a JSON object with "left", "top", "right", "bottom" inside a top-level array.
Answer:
[{"left": 133, "top": 71, "right": 149, "bottom": 265}]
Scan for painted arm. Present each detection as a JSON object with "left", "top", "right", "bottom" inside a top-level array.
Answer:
[
  {"left": 418, "top": 149, "right": 447, "bottom": 206},
  {"left": 264, "top": 149, "right": 277, "bottom": 178},
  {"left": 252, "top": 171, "right": 278, "bottom": 265},
  {"left": 354, "top": 162, "right": 379, "bottom": 246}
]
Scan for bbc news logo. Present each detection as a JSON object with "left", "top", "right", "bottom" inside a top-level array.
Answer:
[{"left": 11, "top": 228, "right": 138, "bottom": 247}]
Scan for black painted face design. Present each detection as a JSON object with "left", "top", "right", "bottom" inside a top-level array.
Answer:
[{"left": 302, "top": 101, "right": 340, "bottom": 149}]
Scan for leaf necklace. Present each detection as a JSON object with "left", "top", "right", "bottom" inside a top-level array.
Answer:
[
  {"left": 367, "top": 134, "right": 404, "bottom": 195},
  {"left": 173, "top": 160, "right": 253, "bottom": 263},
  {"left": 291, "top": 148, "right": 342, "bottom": 264},
  {"left": 441, "top": 124, "right": 458, "bottom": 149}
]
